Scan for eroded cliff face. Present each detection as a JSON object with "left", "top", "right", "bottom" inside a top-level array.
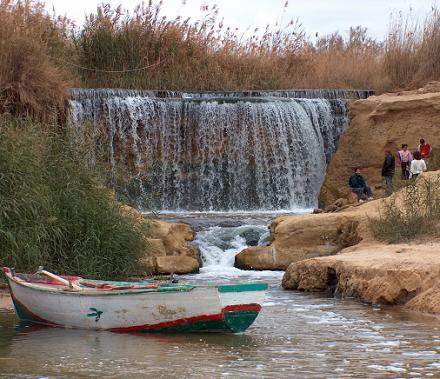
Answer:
[{"left": 320, "top": 82, "right": 440, "bottom": 206}]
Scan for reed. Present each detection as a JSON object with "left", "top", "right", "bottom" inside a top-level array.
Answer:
[
  {"left": 4, "top": 0, "right": 440, "bottom": 98},
  {"left": 0, "top": 117, "right": 146, "bottom": 279}
]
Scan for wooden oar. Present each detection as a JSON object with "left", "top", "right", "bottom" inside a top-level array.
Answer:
[{"left": 37, "top": 267, "right": 82, "bottom": 290}]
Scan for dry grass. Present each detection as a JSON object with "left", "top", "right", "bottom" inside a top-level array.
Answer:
[
  {"left": 0, "top": 0, "right": 70, "bottom": 120},
  {"left": 2, "top": 1, "right": 440, "bottom": 117}
]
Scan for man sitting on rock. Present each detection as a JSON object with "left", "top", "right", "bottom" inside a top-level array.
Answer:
[{"left": 349, "top": 168, "right": 373, "bottom": 202}]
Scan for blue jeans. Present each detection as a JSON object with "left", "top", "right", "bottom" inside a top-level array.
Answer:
[{"left": 351, "top": 186, "right": 373, "bottom": 201}]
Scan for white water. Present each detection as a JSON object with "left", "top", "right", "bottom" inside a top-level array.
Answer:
[{"left": 68, "top": 89, "right": 364, "bottom": 212}]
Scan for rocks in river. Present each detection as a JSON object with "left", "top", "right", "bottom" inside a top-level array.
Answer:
[
  {"left": 234, "top": 207, "right": 367, "bottom": 271},
  {"left": 121, "top": 205, "right": 200, "bottom": 274},
  {"left": 234, "top": 246, "right": 282, "bottom": 270},
  {"left": 155, "top": 256, "right": 199, "bottom": 275},
  {"left": 282, "top": 243, "right": 440, "bottom": 315}
]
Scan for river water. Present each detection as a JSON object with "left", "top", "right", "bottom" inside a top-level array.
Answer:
[{"left": 1, "top": 214, "right": 440, "bottom": 378}]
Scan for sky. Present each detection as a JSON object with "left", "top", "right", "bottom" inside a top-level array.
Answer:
[{"left": 46, "top": 0, "right": 436, "bottom": 40}]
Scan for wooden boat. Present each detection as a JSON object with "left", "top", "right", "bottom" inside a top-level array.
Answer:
[{"left": 2, "top": 267, "right": 268, "bottom": 333}]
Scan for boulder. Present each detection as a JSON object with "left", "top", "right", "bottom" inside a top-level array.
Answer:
[
  {"left": 320, "top": 83, "right": 440, "bottom": 206},
  {"left": 156, "top": 256, "right": 199, "bottom": 274},
  {"left": 120, "top": 204, "right": 201, "bottom": 274},
  {"left": 235, "top": 246, "right": 281, "bottom": 270}
]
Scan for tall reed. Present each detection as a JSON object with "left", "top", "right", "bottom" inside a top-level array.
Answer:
[{"left": 0, "top": 117, "right": 146, "bottom": 279}]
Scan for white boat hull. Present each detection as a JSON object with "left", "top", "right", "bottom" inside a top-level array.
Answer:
[{"left": 3, "top": 268, "right": 267, "bottom": 333}]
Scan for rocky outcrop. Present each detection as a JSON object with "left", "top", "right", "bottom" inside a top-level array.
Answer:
[
  {"left": 320, "top": 82, "right": 440, "bottom": 206},
  {"left": 235, "top": 201, "right": 373, "bottom": 270},
  {"left": 121, "top": 205, "right": 200, "bottom": 275},
  {"left": 282, "top": 243, "right": 440, "bottom": 314}
]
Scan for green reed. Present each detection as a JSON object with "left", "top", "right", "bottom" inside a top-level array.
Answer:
[{"left": 0, "top": 117, "right": 146, "bottom": 279}]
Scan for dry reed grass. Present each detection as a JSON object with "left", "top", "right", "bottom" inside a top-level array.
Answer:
[{"left": 2, "top": 0, "right": 440, "bottom": 118}]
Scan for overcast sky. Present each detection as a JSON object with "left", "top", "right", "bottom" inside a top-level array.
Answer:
[{"left": 46, "top": 0, "right": 435, "bottom": 40}]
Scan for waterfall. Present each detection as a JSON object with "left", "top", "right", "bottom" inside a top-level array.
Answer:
[{"left": 68, "top": 89, "right": 372, "bottom": 211}]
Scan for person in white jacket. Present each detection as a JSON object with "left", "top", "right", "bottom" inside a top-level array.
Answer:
[{"left": 410, "top": 151, "right": 427, "bottom": 179}]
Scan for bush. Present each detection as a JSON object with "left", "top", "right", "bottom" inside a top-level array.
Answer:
[
  {"left": 370, "top": 176, "right": 440, "bottom": 243},
  {"left": 0, "top": 117, "right": 147, "bottom": 279}
]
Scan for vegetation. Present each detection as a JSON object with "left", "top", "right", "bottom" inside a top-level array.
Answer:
[
  {"left": 371, "top": 176, "right": 440, "bottom": 243},
  {"left": 0, "top": 117, "right": 146, "bottom": 278},
  {"left": 2, "top": 0, "right": 440, "bottom": 105}
]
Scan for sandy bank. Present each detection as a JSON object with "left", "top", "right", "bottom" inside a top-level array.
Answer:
[{"left": 0, "top": 291, "right": 13, "bottom": 310}]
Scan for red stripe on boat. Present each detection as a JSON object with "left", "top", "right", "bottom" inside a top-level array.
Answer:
[
  {"left": 222, "top": 304, "right": 262, "bottom": 313},
  {"left": 110, "top": 304, "right": 261, "bottom": 332},
  {"left": 110, "top": 312, "right": 225, "bottom": 332}
]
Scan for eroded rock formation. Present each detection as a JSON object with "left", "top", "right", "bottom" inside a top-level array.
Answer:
[
  {"left": 121, "top": 205, "right": 200, "bottom": 274},
  {"left": 320, "top": 82, "right": 440, "bottom": 206}
]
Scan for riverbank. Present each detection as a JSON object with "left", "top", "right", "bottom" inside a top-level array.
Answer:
[
  {"left": 0, "top": 290, "right": 13, "bottom": 310},
  {"left": 280, "top": 171, "right": 440, "bottom": 315},
  {"left": 282, "top": 242, "right": 440, "bottom": 315}
]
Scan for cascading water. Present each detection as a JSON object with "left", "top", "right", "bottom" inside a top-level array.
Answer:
[{"left": 69, "top": 89, "right": 372, "bottom": 211}]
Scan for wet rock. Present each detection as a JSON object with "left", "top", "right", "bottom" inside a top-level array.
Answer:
[
  {"left": 234, "top": 246, "right": 282, "bottom": 270},
  {"left": 156, "top": 256, "right": 199, "bottom": 274},
  {"left": 313, "top": 208, "right": 324, "bottom": 214},
  {"left": 238, "top": 229, "right": 261, "bottom": 246}
]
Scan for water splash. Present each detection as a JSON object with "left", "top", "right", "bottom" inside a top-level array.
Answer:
[{"left": 68, "top": 89, "right": 370, "bottom": 211}]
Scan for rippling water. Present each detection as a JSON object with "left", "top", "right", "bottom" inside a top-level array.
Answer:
[
  {"left": 2, "top": 214, "right": 440, "bottom": 378},
  {"left": 1, "top": 279, "right": 440, "bottom": 378}
]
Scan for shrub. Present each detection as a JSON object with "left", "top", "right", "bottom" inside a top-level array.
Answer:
[
  {"left": 0, "top": 117, "right": 147, "bottom": 279},
  {"left": 370, "top": 176, "right": 440, "bottom": 243}
]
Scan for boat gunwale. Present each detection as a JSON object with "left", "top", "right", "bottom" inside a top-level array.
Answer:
[{"left": 3, "top": 269, "right": 268, "bottom": 297}]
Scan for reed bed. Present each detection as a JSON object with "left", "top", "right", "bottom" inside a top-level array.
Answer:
[
  {"left": 2, "top": 0, "right": 440, "bottom": 102},
  {"left": 0, "top": 117, "right": 146, "bottom": 279}
]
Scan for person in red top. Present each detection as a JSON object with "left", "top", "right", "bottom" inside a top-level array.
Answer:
[{"left": 417, "top": 139, "right": 432, "bottom": 165}]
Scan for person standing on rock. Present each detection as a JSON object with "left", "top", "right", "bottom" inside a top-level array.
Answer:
[
  {"left": 349, "top": 168, "right": 374, "bottom": 202},
  {"left": 410, "top": 151, "right": 427, "bottom": 180},
  {"left": 417, "top": 139, "right": 432, "bottom": 166},
  {"left": 397, "top": 144, "right": 413, "bottom": 180},
  {"left": 382, "top": 149, "right": 395, "bottom": 196}
]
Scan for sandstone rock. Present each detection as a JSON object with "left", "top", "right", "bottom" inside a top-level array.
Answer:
[
  {"left": 120, "top": 204, "right": 200, "bottom": 274},
  {"left": 156, "top": 256, "right": 199, "bottom": 274},
  {"left": 147, "top": 220, "right": 195, "bottom": 255},
  {"left": 334, "top": 198, "right": 348, "bottom": 208},
  {"left": 324, "top": 204, "right": 338, "bottom": 213},
  {"left": 237, "top": 211, "right": 367, "bottom": 271},
  {"left": 313, "top": 208, "right": 324, "bottom": 214},
  {"left": 347, "top": 192, "right": 358, "bottom": 204},
  {"left": 320, "top": 83, "right": 440, "bottom": 206},
  {"left": 235, "top": 246, "right": 282, "bottom": 270},
  {"left": 145, "top": 238, "right": 167, "bottom": 257},
  {"left": 282, "top": 243, "right": 440, "bottom": 314}
]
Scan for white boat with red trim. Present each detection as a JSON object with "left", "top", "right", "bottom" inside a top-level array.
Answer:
[{"left": 2, "top": 267, "right": 268, "bottom": 333}]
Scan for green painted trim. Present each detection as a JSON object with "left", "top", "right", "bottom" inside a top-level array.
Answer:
[
  {"left": 224, "top": 311, "right": 259, "bottom": 333},
  {"left": 217, "top": 283, "right": 268, "bottom": 293},
  {"left": 139, "top": 311, "right": 259, "bottom": 333}
]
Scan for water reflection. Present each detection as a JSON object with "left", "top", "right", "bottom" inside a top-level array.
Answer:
[{"left": 2, "top": 283, "right": 440, "bottom": 378}]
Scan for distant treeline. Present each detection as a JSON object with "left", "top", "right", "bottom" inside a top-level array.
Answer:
[{"left": 2, "top": 0, "right": 440, "bottom": 119}]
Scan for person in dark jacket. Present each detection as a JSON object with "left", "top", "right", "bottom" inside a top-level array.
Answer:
[
  {"left": 382, "top": 149, "right": 395, "bottom": 196},
  {"left": 349, "top": 168, "right": 373, "bottom": 202}
]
